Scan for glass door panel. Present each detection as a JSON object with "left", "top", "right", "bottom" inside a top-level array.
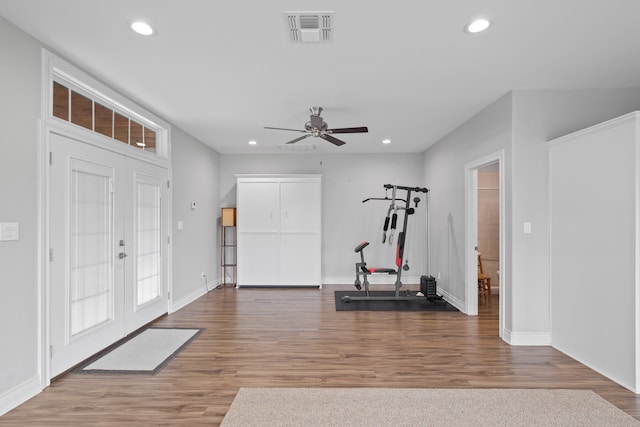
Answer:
[
  {"left": 124, "top": 159, "right": 168, "bottom": 332},
  {"left": 69, "top": 165, "right": 113, "bottom": 336},
  {"left": 136, "top": 180, "right": 161, "bottom": 306}
]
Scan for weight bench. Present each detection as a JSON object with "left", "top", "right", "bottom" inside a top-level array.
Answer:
[{"left": 352, "top": 232, "right": 405, "bottom": 298}]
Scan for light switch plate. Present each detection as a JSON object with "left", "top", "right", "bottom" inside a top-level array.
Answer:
[{"left": 0, "top": 222, "right": 19, "bottom": 241}]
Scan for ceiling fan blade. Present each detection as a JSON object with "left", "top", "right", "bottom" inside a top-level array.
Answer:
[
  {"left": 320, "top": 134, "right": 346, "bottom": 146},
  {"left": 286, "top": 134, "right": 311, "bottom": 144},
  {"left": 264, "top": 126, "right": 307, "bottom": 133},
  {"left": 327, "top": 126, "right": 369, "bottom": 134}
]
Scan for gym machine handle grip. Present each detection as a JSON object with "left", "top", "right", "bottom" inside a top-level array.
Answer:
[
  {"left": 388, "top": 213, "right": 398, "bottom": 245},
  {"left": 382, "top": 216, "right": 390, "bottom": 243}
]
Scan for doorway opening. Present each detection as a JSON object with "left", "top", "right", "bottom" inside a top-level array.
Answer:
[
  {"left": 477, "top": 163, "right": 500, "bottom": 314},
  {"left": 464, "top": 151, "right": 505, "bottom": 337}
]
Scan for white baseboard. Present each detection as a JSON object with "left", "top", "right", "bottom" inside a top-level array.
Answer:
[
  {"left": 170, "top": 279, "right": 218, "bottom": 313},
  {"left": 552, "top": 342, "right": 637, "bottom": 393},
  {"left": 503, "top": 329, "right": 551, "bottom": 346},
  {"left": 0, "top": 375, "right": 42, "bottom": 416},
  {"left": 436, "top": 288, "right": 465, "bottom": 313}
]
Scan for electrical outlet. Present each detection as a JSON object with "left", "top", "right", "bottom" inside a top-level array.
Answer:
[{"left": 201, "top": 272, "right": 206, "bottom": 278}]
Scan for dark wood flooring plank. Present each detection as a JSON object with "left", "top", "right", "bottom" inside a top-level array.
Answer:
[{"left": 2, "top": 286, "right": 639, "bottom": 426}]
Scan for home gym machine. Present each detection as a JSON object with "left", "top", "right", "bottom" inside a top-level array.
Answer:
[{"left": 342, "top": 184, "right": 436, "bottom": 303}]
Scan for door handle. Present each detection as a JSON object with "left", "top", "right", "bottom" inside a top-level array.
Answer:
[{"left": 118, "top": 252, "right": 128, "bottom": 259}]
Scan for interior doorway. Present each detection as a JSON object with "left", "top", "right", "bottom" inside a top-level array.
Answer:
[
  {"left": 477, "top": 163, "right": 500, "bottom": 311},
  {"left": 464, "top": 151, "right": 504, "bottom": 336}
]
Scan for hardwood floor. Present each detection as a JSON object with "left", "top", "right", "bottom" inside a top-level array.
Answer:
[{"left": 3, "top": 285, "right": 640, "bottom": 425}]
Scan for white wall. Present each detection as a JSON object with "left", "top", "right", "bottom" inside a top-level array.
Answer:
[
  {"left": 422, "top": 93, "right": 513, "bottom": 320},
  {"left": 171, "top": 127, "right": 221, "bottom": 308},
  {"left": 549, "top": 113, "right": 638, "bottom": 392},
  {"left": 220, "top": 154, "right": 426, "bottom": 284},
  {"left": 423, "top": 88, "right": 640, "bottom": 344},
  {"left": 510, "top": 89, "right": 640, "bottom": 342},
  {"left": 0, "top": 16, "right": 44, "bottom": 413}
]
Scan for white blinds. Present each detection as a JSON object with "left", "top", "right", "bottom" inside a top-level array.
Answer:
[
  {"left": 70, "top": 169, "right": 113, "bottom": 336},
  {"left": 136, "top": 181, "right": 161, "bottom": 306}
]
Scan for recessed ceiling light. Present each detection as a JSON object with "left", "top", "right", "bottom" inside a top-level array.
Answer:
[
  {"left": 382, "top": 139, "right": 391, "bottom": 144},
  {"left": 248, "top": 140, "right": 257, "bottom": 145},
  {"left": 131, "top": 21, "right": 155, "bottom": 36},
  {"left": 465, "top": 18, "right": 491, "bottom": 34}
]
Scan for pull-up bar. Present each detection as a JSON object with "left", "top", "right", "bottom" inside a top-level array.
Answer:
[{"left": 383, "top": 184, "right": 429, "bottom": 193}]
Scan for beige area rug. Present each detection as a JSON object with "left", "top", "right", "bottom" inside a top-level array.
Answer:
[{"left": 221, "top": 388, "right": 639, "bottom": 426}]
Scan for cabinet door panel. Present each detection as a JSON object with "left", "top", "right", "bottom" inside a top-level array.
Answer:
[
  {"left": 280, "top": 181, "right": 321, "bottom": 232},
  {"left": 237, "top": 182, "right": 280, "bottom": 232},
  {"left": 237, "top": 233, "right": 279, "bottom": 285},
  {"left": 279, "top": 233, "right": 321, "bottom": 286}
]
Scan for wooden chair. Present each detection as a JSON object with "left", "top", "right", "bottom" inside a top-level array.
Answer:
[{"left": 477, "top": 252, "right": 492, "bottom": 306}]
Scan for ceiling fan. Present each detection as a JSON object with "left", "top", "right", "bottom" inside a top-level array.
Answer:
[{"left": 265, "top": 107, "right": 368, "bottom": 146}]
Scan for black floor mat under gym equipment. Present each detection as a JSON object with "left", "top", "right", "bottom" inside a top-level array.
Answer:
[{"left": 334, "top": 290, "right": 459, "bottom": 312}]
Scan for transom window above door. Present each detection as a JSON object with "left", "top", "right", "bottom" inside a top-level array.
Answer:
[{"left": 52, "top": 81, "right": 158, "bottom": 155}]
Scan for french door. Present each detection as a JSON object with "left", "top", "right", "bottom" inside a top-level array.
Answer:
[{"left": 49, "top": 133, "right": 168, "bottom": 377}]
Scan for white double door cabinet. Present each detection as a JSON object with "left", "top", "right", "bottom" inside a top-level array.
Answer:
[{"left": 236, "top": 175, "right": 321, "bottom": 287}]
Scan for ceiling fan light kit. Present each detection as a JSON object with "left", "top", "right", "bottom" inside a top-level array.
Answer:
[{"left": 265, "top": 107, "right": 368, "bottom": 147}]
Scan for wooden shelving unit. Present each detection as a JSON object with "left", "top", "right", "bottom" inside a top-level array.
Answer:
[{"left": 220, "top": 207, "right": 236, "bottom": 286}]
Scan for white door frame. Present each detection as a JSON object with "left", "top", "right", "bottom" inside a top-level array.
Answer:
[
  {"left": 464, "top": 150, "right": 505, "bottom": 337},
  {"left": 43, "top": 124, "right": 171, "bottom": 380},
  {"left": 39, "top": 50, "right": 172, "bottom": 387}
]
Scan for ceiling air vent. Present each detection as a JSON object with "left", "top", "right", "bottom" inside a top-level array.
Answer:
[{"left": 284, "top": 11, "right": 333, "bottom": 43}]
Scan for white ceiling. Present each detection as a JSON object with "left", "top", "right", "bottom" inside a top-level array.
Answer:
[{"left": 2, "top": 1, "right": 640, "bottom": 154}]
